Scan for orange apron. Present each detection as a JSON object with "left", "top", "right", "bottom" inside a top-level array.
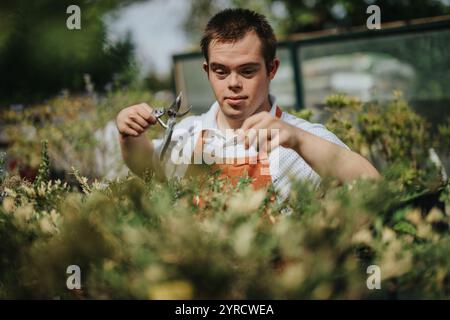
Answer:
[{"left": 187, "top": 106, "right": 283, "bottom": 206}]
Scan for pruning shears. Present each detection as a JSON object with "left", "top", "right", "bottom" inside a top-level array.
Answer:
[{"left": 152, "top": 92, "right": 191, "bottom": 161}]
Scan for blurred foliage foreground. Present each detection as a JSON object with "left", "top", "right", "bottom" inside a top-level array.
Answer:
[{"left": 0, "top": 92, "right": 449, "bottom": 299}]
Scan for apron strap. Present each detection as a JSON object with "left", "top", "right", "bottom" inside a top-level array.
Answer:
[{"left": 275, "top": 105, "right": 283, "bottom": 119}]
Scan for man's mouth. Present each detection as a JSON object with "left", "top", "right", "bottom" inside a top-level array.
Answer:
[{"left": 225, "top": 96, "right": 248, "bottom": 105}]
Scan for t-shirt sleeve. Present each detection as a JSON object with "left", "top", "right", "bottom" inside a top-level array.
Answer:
[
  {"left": 283, "top": 113, "right": 349, "bottom": 151},
  {"left": 300, "top": 122, "right": 350, "bottom": 150}
]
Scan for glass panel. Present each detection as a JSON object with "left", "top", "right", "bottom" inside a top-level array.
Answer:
[
  {"left": 298, "top": 29, "right": 450, "bottom": 125},
  {"left": 271, "top": 47, "right": 296, "bottom": 109},
  {"left": 177, "top": 56, "right": 214, "bottom": 114}
]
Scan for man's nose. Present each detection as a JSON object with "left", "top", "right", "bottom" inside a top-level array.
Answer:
[{"left": 227, "top": 72, "right": 242, "bottom": 91}]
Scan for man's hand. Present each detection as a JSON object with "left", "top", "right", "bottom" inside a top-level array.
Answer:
[
  {"left": 238, "top": 111, "right": 298, "bottom": 154},
  {"left": 238, "top": 111, "right": 380, "bottom": 182},
  {"left": 116, "top": 103, "right": 157, "bottom": 137},
  {"left": 116, "top": 103, "right": 161, "bottom": 178}
]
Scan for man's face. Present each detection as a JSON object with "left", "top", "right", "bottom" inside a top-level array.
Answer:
[{"left": 203, "top": 31, "right": 279, "bottom": 123}]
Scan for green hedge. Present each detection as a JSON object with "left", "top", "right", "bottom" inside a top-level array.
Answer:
[{"left": 0, "top": 93, "right": 449, "bottom": 299}]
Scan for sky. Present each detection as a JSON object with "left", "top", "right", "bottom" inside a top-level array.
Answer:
[{"left": 106, "top": 0, "right": 191, "bottom": 76}]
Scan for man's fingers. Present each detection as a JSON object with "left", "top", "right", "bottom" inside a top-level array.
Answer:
[
  {"left": 268, "top": 131, "right": 281, "bottom": 152},
  {"left": 130, "top": 113, "right": 149, "bottom": 128},
  {"left": 136, "top": 103, "right": 157, "bottom": 125},
  {"left": 122, "top": 128, "right": 139, "bottom": 137},
  {"left": 257, "top": 129, "right": 269, "bottom": 155},
  {"left": 236, "top": 128, "right": 246, "bottom": 143},
  {"left": 245, "top": 128, "right": 258, "bottom": 149},
  {"left": 116, "top": 102, "right": 157, "bottom": 137},
  {"left": 241, "top": 111, "right": 268, "bottom": 131},
  {"left": 238, "top": 113, "right": 267, "bottom": 141},
  {"left": 126, "top": 120, "right": 145, "bottom": 133},
  {"left": 243, "top": 117, "right": 273, "bottom": 149},
  {"left": 255, "top": 129, "right": 280, "bottom": 154}
]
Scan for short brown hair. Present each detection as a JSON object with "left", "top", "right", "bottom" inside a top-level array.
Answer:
[{"left": 200, "top": 8, "right": 277, "bottom": 71}]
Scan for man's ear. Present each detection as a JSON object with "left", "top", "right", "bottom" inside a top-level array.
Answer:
[
  {"left": 268, "top": 58, "right": 280, "bottom": 80},
  {"left": 202, "top": 61, "right": 209, "bottom": 77}
]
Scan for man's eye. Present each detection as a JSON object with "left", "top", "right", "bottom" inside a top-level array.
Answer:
[
  {"left": 215, "top": 69, "right": 226, "bottom": 75},
  {"left": 241, "top": 69, "right": 256, "bottom": 76}
]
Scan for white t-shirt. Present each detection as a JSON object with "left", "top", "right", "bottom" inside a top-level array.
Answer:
[{"left": 152, "top": 94, "right": 349, "bottom": 201}]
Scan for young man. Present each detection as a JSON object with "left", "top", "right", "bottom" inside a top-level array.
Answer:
[{"left": 116, "top": 8, "right": 379, "bottom": 200}]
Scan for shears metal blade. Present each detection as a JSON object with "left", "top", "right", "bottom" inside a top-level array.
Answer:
[{"left": 152, "top": 92, "right": 192, "bottom": 161}]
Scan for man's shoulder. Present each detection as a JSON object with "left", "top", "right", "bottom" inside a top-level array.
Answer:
[
  {"left": 281, "top": 110, "right": 326, "bottom": 131},
  {"left": 281, "top": 110, "right": 349, "bottom": 149}
]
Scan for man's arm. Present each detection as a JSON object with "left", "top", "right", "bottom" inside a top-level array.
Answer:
[
  {"left": 292, "top": 128, "right": 380, "bottom": 182},
  {"left": 119, "top": 134, "right": 157, "bottom": 177},
  {"left": 240, "top": 111, "right": 380, "bottom": 183},
  {"left": 116, "top": 102, "right": 163, "bottom": 178}
]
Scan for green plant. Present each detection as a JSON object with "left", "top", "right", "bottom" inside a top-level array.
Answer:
[
  {"left": 0, "top": 92, "right": 448, "bottom": 299},
  {"left": 324, "top": 92, "right": 445, "bottom": 194}
]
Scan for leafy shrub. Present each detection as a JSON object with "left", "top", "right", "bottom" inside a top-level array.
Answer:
[
  {"left": 0, "top": 93, "right": 448, "bottom": 299},
  {"left": 0, "top": 90, "right": 166, "bottom": 180}
]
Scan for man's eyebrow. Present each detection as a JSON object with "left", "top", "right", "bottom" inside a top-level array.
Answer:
[
  {"left": 209, "top": 62, "right": 227, "bottom": 68},
  {"left": 238, "top": 63, "right": 261, "bottom": 68},
  {"left": 209, "top": 62, "right": 261, "bottom": 68}
]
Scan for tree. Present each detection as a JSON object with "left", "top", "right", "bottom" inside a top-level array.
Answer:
[
  {"left": 0, "top": 0, "right": 145, "bottom": 105},
  {"left": 183, "top": 0, "right": 450, "bottom": 40}
]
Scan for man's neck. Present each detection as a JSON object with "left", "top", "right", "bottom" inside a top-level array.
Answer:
[{"left": 217, "top": 96, "right": 272, "bottom": 131}]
